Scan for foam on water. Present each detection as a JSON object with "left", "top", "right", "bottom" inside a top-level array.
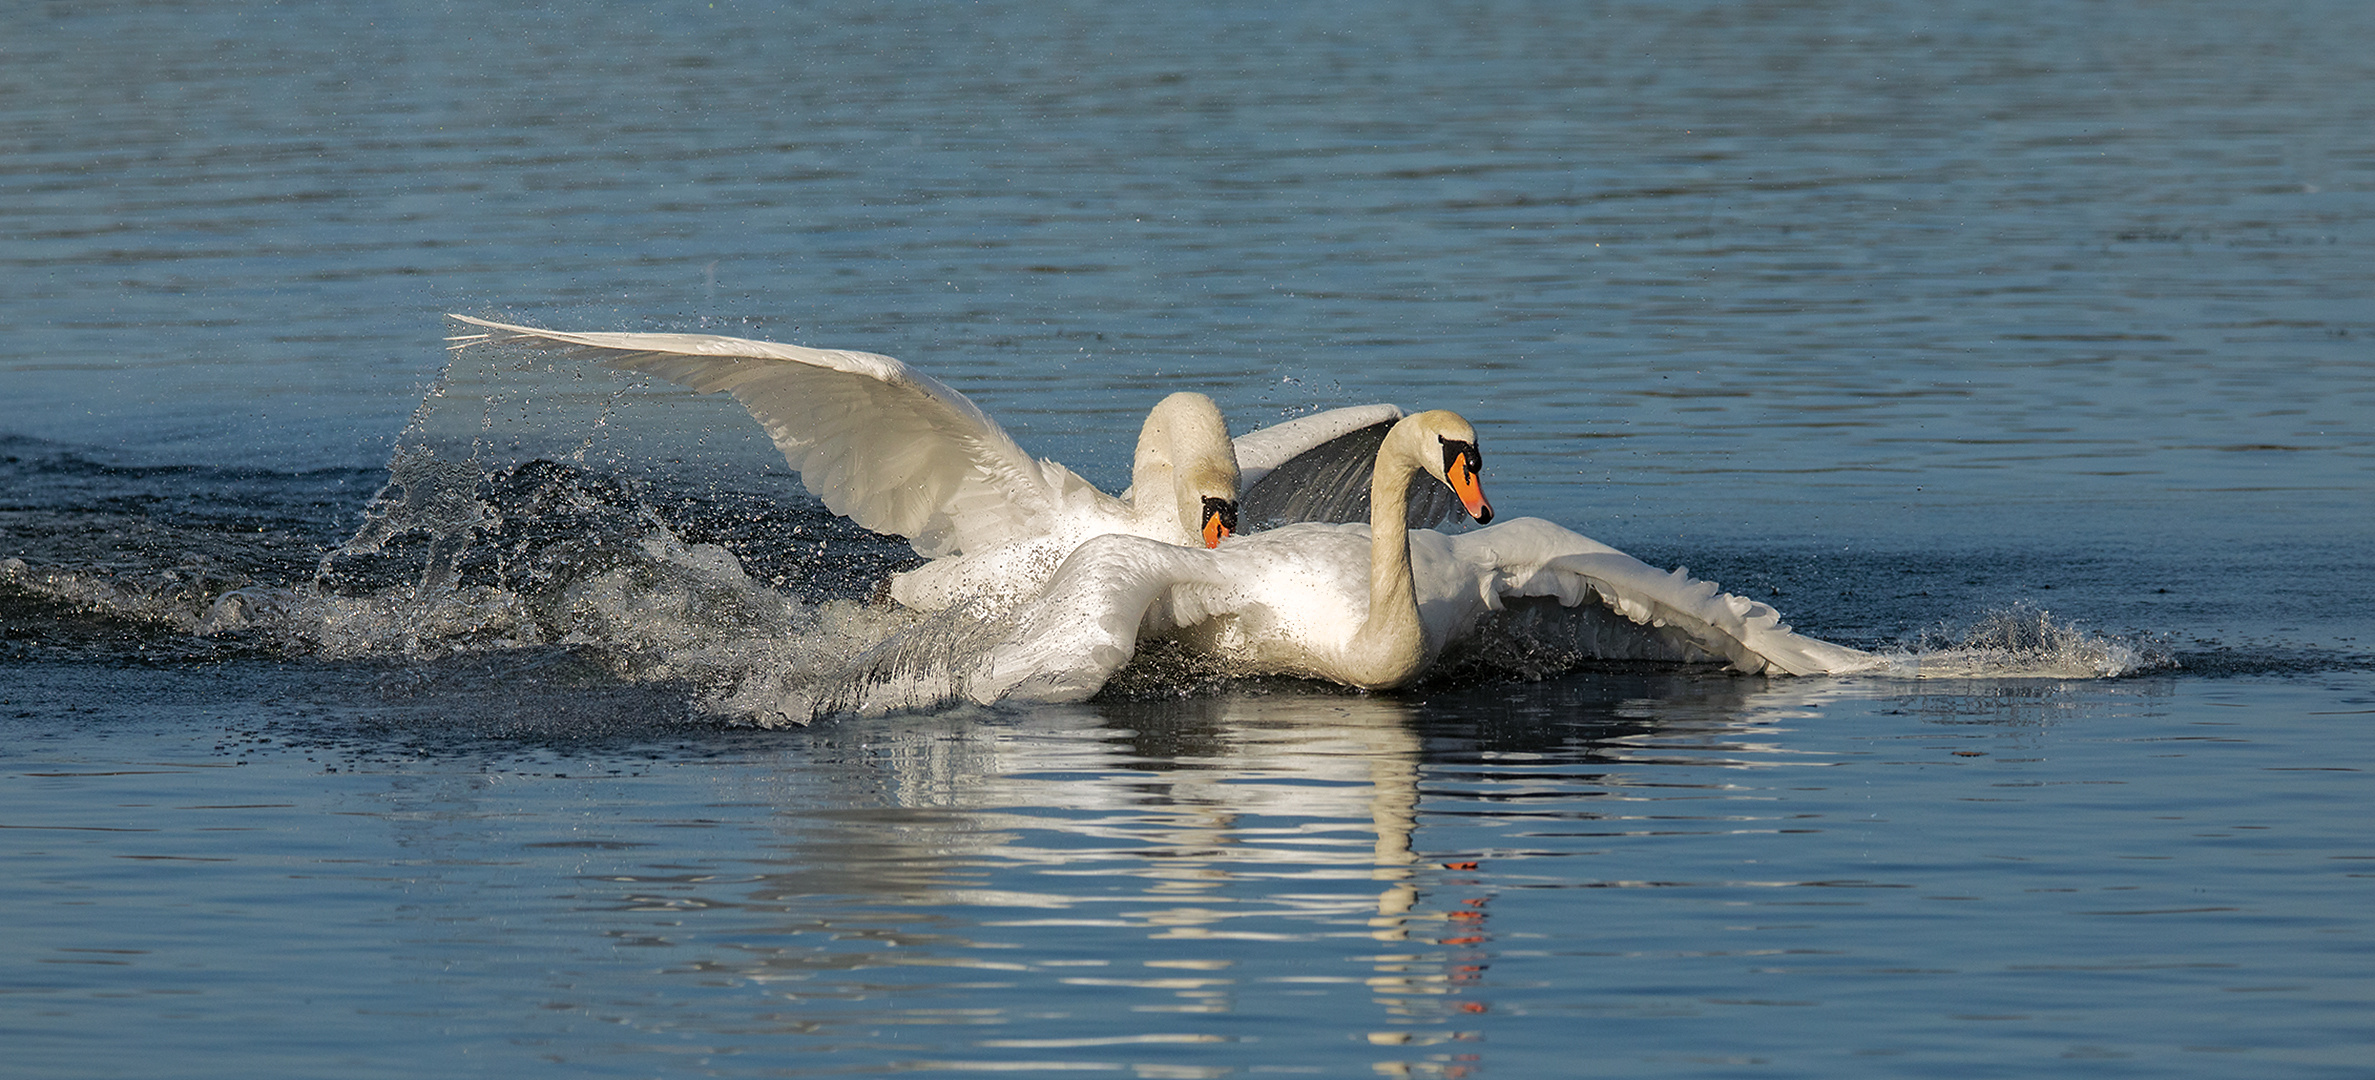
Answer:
[
  {"left": 0, "top": 468, "right": 920, "bottom": 725},
  {"left": 1870, "top": 603, "right": 2173, "bottom": 680}
]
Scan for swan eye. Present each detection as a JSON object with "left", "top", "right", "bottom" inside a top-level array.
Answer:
[
  {"left": 1202, "top": 496, "right": 1239, "bottom": 532},
  {"left": 1440, "top": 438, "right": 1481, "bottom": 479}
]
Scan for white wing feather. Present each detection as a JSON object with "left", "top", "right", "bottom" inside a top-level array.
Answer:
[
  {"left": 449, "top": 315, "right": 1099, "bottom": 558},
  {"left": 1439, "top": 518, "right": 1881, "bottom": 677},
  {"left": 961, "top": 517, "right": 1878, "bottom": 703}
]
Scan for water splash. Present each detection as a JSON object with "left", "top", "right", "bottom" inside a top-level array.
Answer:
[
  {"left": 303, "top": 456, "right": 937, "bottom": 724},
  {"left": 1875, "top": 603, "right": 2172, "bottom": 679}
]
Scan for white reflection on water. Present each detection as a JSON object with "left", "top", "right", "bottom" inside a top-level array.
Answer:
[
  {"left": 677, "top": 696, "right": 1457, "bottom": 1046},
  {"left": 466, "top": 681, "right": 1876, "bottom": 1067},
  {"left": 8, "top": 662, "right": 2371, "bottom": 1076}
]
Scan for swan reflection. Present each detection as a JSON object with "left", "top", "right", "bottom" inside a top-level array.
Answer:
[{"left": 356, "top": 676, "right": 1802, "bottom": 1072}]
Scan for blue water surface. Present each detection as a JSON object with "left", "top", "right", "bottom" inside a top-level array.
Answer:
[{"left": 4, "top": 1, "right": 2373, "bottom": 1076}]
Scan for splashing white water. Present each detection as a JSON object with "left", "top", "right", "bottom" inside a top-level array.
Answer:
[{"left": 1871, "top": 604, "right": 2169, "bottom": 679}]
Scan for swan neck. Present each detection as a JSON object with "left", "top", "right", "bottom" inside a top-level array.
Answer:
[
  {"left": 1130, "top": 418, "right": 1171, "bottom": 515},
  {"left": 1367, "top": 450, "right": 1414, "bottom": 600},
  {"left": 1131, "top": 393, "right": 1235, "bottom": 544},
  {"left": 1345, "top": 433, "right": 1425, "bottom": 687}
]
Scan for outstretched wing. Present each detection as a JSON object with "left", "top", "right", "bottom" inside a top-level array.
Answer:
[
  {"left": 1236, "top": 406, "right": 1461, "bottom": 530},
  {"left": 1447, "top": 518, "right": 1880, "bottom": 677},
  {"left": 448, "top": 315, "right": 1087, "bottom": 558}
]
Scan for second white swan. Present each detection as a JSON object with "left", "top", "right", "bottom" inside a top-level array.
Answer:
[{"left": 952, "top": 410, "right": 1878, "bottom": 705}]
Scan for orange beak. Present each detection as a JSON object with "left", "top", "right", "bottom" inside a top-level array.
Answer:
[
  {"left": 1200, "top": 496, "right": 1239, "bottom": 548},
  {"left": 1203, "top": 512, "right": 1231, "bottom": 548},
  {"left": 1448, "top": 456, "right": 1493, "bottom": 524}
]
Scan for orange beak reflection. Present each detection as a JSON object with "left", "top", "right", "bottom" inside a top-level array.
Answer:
[{"left": 1448, "top": 456, "right": 1493, "bottom": 524}]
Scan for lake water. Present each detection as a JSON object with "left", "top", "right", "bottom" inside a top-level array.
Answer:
[{"left": 5, "top": 0, "right": 2373, "bottom": 1076}]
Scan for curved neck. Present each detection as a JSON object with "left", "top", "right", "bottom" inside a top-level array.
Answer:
[
  {"left": 1130, "top": 393, "right": 1233, "bottom": 544},
  {"left": 1128, "top": 449, "right": 1175, "bottom": 530},
  {"left": 1343, "top": 432, "right": 1427, "bottom": 688},
  {"left": 1366, "top": 450, "right": 1416, "bottom": 620}
]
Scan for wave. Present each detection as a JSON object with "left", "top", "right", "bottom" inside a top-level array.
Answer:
[{"left": 1865, "top": 604, "right": 2173, "bottom": 679}]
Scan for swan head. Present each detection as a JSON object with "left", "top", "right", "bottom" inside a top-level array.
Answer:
[
  {"left": 1405, "top": 410, "right": 1493, "bottom": 525},
  {"left": 1136, "top": 392, "right": 1243, "bottom": 548},
  {"left": 1193, "top": 482, "right": 1240, "bottom": 548}
]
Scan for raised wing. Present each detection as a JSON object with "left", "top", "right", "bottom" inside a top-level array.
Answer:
[
  {"left": 447, "top": 315, "right": 1076, "bottom": 558},
  {"left": 1237, "top": 406, "right": 1461, "bottom": 530},
  {"left": 1231, "top": 404, "right": 1405, "bottom": 483}
]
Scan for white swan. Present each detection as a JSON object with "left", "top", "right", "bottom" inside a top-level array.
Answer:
[
  {"left": 959, "top": 411, "right": 1880, "bottom": 705},
  {"left": 445, "top": 315, "right": 1417, "bottom": 611}
]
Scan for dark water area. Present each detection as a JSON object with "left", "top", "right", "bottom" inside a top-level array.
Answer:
[{"left": 5, "top": 1, "right": 2375, "bottom": 1076}]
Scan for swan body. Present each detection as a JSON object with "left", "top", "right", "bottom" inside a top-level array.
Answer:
[
  {"left": 446, "top": 315, "right": 1416, "bottom": 611},
  {"left": 881, "top": 388, "right": 1240, "bottom": 612},
  {"left": 963, "top": 413, "right": 1878, "bottom": 704}
]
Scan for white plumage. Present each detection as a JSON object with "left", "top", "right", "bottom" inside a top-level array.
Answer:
[
  {"left": 963, "top": 412, "right": 1879, "bottom": 705},
  {"left": 446, "top": 315, "right": 1418, "bottom": 612}
]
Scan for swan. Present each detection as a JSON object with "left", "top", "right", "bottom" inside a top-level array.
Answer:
[
  {"left": 444, "top": 315, "right": 1421, "bottom": 611},
  {"left": 954, "top": 411, "right": 1880, "bottom": 705}
]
